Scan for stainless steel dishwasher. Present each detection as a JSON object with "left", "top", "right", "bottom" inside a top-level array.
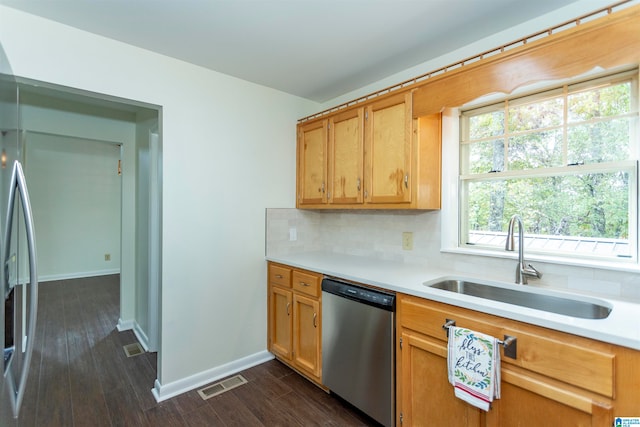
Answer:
[{"left": 321, "top": 278, "right": 395, "bottom": 427}]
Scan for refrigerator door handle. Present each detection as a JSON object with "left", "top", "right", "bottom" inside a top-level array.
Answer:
[{"left": 4, "top": 160, "right": 38, "bottom": 418}]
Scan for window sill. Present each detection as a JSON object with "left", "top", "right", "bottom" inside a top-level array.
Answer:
[{"left": 441, "top": 246, "right": 640, "bottom": 274}]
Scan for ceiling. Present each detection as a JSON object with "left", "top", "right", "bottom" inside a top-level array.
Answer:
[{"left": 1, "top": 0, "right": 583, "bottom": 103}]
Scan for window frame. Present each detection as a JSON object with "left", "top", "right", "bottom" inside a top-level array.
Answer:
[{"left": 447, "top": 68, "right": 640, "bottom": 268}]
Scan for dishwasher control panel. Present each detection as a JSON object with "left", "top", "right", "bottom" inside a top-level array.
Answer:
[{"left": 322, "top": 278, "right": 395, "bottom": 311}]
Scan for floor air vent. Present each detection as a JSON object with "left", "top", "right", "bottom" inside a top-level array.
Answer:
[
  {"left": 197, "top": 374, "right": 248, "bottom": 400},
  {"left": 123, "top": 342, "right": 145, "bottom": 358}
]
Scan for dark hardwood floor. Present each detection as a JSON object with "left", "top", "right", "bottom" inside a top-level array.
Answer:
[{"left": 18, "top": 275, "right": 379, "bottom": 426}]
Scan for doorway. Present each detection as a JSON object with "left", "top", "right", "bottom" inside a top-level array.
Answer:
[{"left": 17, "top": 78, "right": 162, "bottom": 369}]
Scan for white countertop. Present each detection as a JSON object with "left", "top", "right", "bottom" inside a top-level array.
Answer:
[{"left": 267, "top": 251, "right": 640, "bottom": 351}]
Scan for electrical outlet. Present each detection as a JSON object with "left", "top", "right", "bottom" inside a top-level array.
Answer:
[
  {"left": 105, "top": 253, "right": 111, "bottom": 261},
  {"left": 402, "top": 232, "right": 413, "bottom": 250},
  {"left": 289, "top": 228, "right": 297, "bottom": 241}
]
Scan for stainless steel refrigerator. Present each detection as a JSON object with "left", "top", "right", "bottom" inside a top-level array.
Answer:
[{"left": 0, "top": 72, "right": 39, "bottom": 425}]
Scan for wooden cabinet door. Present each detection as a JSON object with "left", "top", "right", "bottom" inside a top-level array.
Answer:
[
  {"left": 365, "top": 92, "right": 412, "bottom": 204},
  {"left": 399, "top": 330, "right": 481, "bottom": 426},
  {"left": 268, "top": 285, "right": 292, "bottom": 360},
  {"left": 292, "top": 293, "right": 321, "bottom": 379},
  {"left": 297, "top": 119, "right": 328, "bottom": 206},
  {"left": 329, "top": 108, "right": 364, "bottom": 205},
  {"left": 486, "top": 378, "right": 613, "bottom": 426}
]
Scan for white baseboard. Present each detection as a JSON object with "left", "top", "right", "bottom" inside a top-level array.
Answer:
[
  {"left": 117, "top": 318, "right": 135, "bottom": 331},
  {"left": 133, "top": 324, "right": 150, "bottom": 352},
  {"left": 151, "top": 350, "right": 275, "bottom": 402},
  {"left": 38, "top": 269, "right": 120, "bottom": 283},
  {"left": 117, "top": 319, "right": 153, "bottom": 352}
]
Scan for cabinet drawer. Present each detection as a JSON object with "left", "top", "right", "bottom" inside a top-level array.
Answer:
[
  {"left": 398, "top": 294, "right": 615, "bottom": 398},
  {"left": 269, "top": 264, "right": 291, "bottom": 288},
  {"left": 292, "top": 270, "right": 321, "bottom": 297},
  {"left": 502, "top": 326, "right": 614, "bottom": 398}
]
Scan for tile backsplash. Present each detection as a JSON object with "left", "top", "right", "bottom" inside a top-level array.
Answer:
[{"left": 265, "top": 208, "right": 640, "bottom": 301}]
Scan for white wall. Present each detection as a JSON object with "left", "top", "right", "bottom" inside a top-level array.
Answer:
[
  {"left": 0, "top": 5, "right": 318, "bottom": 395},
  {"left": 25, "top": 132, "right": 122, "bottom": 280}
]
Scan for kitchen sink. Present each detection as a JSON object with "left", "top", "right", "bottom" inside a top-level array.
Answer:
[{"left": 427, "top": 279, "right": 612, "bottom": 319}]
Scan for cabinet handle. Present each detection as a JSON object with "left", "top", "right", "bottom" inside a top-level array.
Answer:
[
  {"left": 299, "top": 281, "right": 310, "bottom": 287},
  {"left": 313, "top": 313, "right": 317, "bottom": 328},
  {"left": 275, "top": 274, "right": 283, "bottom": 279},
  {"left": 442, "top": 319, "right": 518, "bottom": 359},
  {"left": 364, "top": 190, "right": 368, "bottom": 199},
  {"left": 286, "top": 302, "right": 290, "bottom": 316},
  {"left": 321, "top": 182, "right": 325, "bottom": 193},
  {"left": 404, "top": 173, "right": 409, "bottom": 188},
  {"left": 357, "top": 178, "right": 361, "bottom": 191}
]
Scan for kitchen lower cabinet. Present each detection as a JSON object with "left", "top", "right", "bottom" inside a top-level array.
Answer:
[
  {"left": 269, "top": 285, "right": 292, "bottom": 360},
  {"left": 292, "top": 293, "right": 321, "bottom": 378},
  {"left": 397, "top": 293, "right": 639, "bottom": 427},
  {"left": 399, "top": 329, "right": 481, "bottom": 426},
  {"left": 267, "top": 262, "right": 322, "bottom": 385}
]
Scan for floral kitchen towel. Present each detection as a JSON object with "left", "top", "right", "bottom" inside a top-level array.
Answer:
[{"left": 447, "top": 326, "right": 501, "bottom": 411}]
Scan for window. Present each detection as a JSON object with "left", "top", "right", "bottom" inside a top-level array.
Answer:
[{"left": 459, "top": 70, "right": 639, "bottom": 262}]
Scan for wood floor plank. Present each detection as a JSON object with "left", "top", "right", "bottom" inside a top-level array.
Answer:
[
  {"left": 18, "top": 284, "right": 51, "bottom": 427},
  {"left": 103, "top": 383, "right": 149, "bottom": 427},
  {"left": 34, "top": 283, "right": 74, "bottom": 427},
  {"left": 205, "top": 390, "right": 263, "bottom": 427},
  {"left": 181, "top": 402, "right": 225, "bottom": 427},
  {"left": 120, "top": 349, "right": 158, "bottom": 411},
  {"left": 280, "top": 370, "right": 375, "bottom": 426},
  {"left": 171, "top": 389, "right": 209, "bottom": 415},
  {"left": 231, "top": 381, "right": 304, "bottom": 427},
  {"left": 274, "top": 390, "right": 326, "bottom": 427},
  {"left": 65, "top": 289, "right": 112, "bottom": 426},
  {"left": 143, "top": 401, "right": 185, "bottom": 426}
]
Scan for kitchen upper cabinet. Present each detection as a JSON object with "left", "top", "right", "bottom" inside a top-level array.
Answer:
[
  {"left": 297, "top": 119, "right": 328, "bottom": 206},
  {"left": 296, "top": 91, "right": 442, "bottom": 210},
  {"left": 329, "top": 108, "right": 364, "bottom": 205},
  {"left": 267, "top": 263, "right": 323, "bottom": 385},
  {"left": 297, "top": 110, "right": 364, "bottom": 208},
  {"left": 396, "top": 294, "right": 638, "bottom": 427},
  {"left": 365, "top": 92, "right": 412, "bottom": 205}
]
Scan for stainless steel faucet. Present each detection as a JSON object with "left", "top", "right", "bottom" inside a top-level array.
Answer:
[{"left": 505, "top": 214, "right": 542, "bottom": 284}]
